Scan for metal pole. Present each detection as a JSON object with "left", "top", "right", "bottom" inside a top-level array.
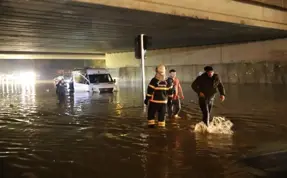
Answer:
[{"left": 140, "top": 34, "right": 146, "bottom": 102}]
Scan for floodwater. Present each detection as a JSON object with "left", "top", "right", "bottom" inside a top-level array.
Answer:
[{"left": 0, "top": 83, "right": 287, "bottom": 178}]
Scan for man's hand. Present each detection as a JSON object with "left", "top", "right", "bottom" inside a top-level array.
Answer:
[
  {"left": 199, "top": 92, "right": 205, "bottom": 97},
  {"left": 180, "top": 95, "right": 184, "bottom": 100},
  {"left": 167, "top": 99, "right": 172, "bottom": 106},
  {"left": 220, "top": 95, "right": 225, "bottom": 102}
]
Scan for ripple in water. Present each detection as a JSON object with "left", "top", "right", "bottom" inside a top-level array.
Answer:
[{"left": 194, "top": 116, "right": 233, "bottom": 134}]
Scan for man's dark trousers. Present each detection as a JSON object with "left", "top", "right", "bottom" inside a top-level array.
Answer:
[{"left": 199, "top": 97, "right": 214, "bottom": 126}]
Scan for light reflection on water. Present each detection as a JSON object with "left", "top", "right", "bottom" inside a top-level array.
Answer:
[{"left": 0, "top": 83, "right": 287, "bottom": 178}]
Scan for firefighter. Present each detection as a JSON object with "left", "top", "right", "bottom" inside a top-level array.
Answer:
[{"left": 144, "top": 64, "right": 173, "bottom": 128}]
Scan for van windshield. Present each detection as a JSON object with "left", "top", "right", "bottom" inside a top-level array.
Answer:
[{"left": 89, "top": 74, "right": 113, "bottom": 83}]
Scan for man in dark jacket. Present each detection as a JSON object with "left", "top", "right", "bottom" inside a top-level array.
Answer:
[{"left": 191, "top": 66, "right": 225, "bottom": 126}]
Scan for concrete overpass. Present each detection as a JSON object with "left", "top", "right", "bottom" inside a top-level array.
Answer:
[
  {"left": 0, "top": 0, "right": 287, "bottom": 84},
  {"left": 0, "top": 0, "right": 286, "bottom": 55},
  {"left": 76, "top": 0, "right": 287, "bottom": 30}
]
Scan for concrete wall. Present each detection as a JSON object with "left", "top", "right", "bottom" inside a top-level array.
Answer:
[{"left": 106, "top": 38, "right": 287, "bottom": 84}]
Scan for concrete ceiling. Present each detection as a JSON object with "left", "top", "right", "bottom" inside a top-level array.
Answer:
[{"left": 1, "top": 0, "right": 287, "bottom": 54}]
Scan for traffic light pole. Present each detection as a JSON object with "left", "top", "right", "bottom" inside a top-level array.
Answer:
[{"left": 140, "top": 34, "right": 146, "bottom": 102}]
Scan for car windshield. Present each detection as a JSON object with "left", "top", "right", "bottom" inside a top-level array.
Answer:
[{"left": 89, "top": 74, "right": 113, "bottom": 83}]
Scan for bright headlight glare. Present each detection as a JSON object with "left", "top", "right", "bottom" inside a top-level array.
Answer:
[{"left": 18, "top": 72, "right": 36, "bottom": 84}]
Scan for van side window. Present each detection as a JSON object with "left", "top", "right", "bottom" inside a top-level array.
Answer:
[
  {"left": 89, "top": 74, "right": 112, "bottom": 83},
  {"left": 74, "top": 73, "right": 87, "bottom": 84}
]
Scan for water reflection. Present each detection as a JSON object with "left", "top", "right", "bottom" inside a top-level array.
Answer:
[
  {"left": 143, "top": 131, "right": 170, "bottom": 178},
  {"left": 0, "top": 83, "right": 36, "bottom": 114},
  {"left": 21, "top": 83, "right": 36, "bottom": 104},
  {"left": 194, "top": 132, "right": 234, "bottom": 151},
  {"left": 0, "top": 84, "right": 286, "bottom": 178}
]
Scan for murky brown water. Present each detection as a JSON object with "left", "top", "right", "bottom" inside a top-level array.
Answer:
[{"left": 1, "top": 83, "right": 287, "bottom": 178}]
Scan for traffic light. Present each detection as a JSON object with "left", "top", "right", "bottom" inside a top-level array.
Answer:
[
  {"left": 135, "top": 35, "right": 141, "bottom": 59},
  {"left": 143, "top": 35, "right": 152, "bottom": 50},
  {"left": 135, "top": 34, "right": 152, "bottom": 59}
]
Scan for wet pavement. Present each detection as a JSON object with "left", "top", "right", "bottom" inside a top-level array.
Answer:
[{"left": 0, "top": 83, "right": 287, "bottom": 178}]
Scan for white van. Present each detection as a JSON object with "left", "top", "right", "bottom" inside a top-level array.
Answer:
[{"left": 71, "top": 68, "right": 117, "bottom": 93}]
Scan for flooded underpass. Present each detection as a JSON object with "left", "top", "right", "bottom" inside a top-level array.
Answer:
[{"left": 0, "top": 83, "right": 287, "bottom": 178}]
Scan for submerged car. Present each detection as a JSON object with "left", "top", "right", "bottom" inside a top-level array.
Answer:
[{"left": 71, "top": 68, "right": 117, "bottom": 93}]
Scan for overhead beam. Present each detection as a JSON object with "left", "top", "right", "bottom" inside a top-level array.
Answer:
[
  {"left": 73, "top": 0, "right": 287, "bottom": 30},
  {"left": 0, "top": 52, "right": 105, "bottom": 60}
]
